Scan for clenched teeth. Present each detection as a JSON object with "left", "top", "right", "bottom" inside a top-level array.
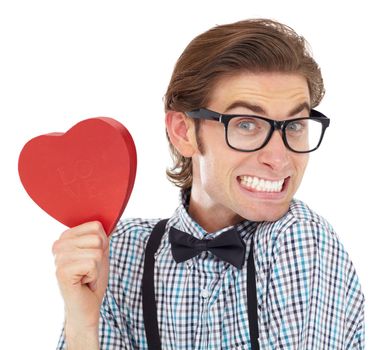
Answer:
[{"left": 239, "top": 176, "right": 285, "bottom": 193}]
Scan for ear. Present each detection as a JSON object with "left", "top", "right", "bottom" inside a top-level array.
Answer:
[{"left": 165, "top": 111, "right": 198, "bottom": 157}]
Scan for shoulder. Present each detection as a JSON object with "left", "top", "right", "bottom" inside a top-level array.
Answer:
[
  {"left": 287, "top": 198, "right": 333, "bottom": 228},
  {"left": 265, "top": 199, "right": 363, "bottom": 295},
  {"left": 256, "top": 199, "right": 335, "bottom": 249},
  {"left": 285, "top": 199, "right": 337, "bottom": 246},
  {"left": 285, "top": 199, "right": 342, "bottom": 252},
  {"left": 109, "top": 217, "right": 161, "bottom": 263},
  {"left": 257, "top": 199, "right": 352, "bottom": 274},
  {"left": 265, "top": 198, "right": 338, "bottom": 246},
  {"left": 279, "top": 199, "right": 344, "bottom": 257},
  {"left": 112, "top": 217, "right": 161, "bottom": 241}
]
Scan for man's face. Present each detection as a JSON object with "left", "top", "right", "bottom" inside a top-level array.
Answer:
[{"left": 189, "top": 72, "right": 310, "bottom": 228}]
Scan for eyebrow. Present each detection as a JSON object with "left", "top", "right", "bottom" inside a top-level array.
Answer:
[{"left": 223, "top": 101, "right": 311, "bottom": 117}]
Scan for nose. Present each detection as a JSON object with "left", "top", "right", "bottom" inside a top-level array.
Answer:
[{"left": 256, "top": 130, "right": 291, "bottom": 170}]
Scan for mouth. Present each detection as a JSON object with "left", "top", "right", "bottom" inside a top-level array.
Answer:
[{"left": 237, "top": 175, "right": 290, "bottom": 193}]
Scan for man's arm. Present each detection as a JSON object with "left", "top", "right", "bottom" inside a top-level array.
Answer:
[
  {"left": 56, "top": 292, "right": 132, "bottom": 350},
  {"left": 63, "top": 325, "right": 99, "bottom": 350},
  {"left": 53, "top": 221, "right": 109, "bottom": 350},
  {"left": 54, "top": 221, "right": 136, "bottom": 350}
]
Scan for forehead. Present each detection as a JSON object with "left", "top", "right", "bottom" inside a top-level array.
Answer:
[{"left": 208, "top": 72, "right": 310, "bottom": 115}]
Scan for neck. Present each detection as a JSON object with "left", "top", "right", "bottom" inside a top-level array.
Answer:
[{"left": 187, "top": 188, "right": 243, "bottom": 233}]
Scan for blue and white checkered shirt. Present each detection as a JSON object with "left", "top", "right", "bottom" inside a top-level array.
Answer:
[{"left": 57, "top": 192, "right": 365, "bottom": 349}]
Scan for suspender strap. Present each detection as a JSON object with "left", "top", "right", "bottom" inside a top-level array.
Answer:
[
  {"left": 142, "top": 220, "right": 259, "bottom": 349},
  {"left": 142, "top": 219, "right": 168, "bottom": 350},
  {"left": 247, "top": 237, "right": 259, "bottom": 350}
]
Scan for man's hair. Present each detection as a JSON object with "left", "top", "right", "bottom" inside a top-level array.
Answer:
[{"left": 164, "top": 18, "right": 325, "bottom": 189}]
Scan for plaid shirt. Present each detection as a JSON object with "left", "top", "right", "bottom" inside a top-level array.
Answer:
[{"left": 57, "top": 193, "right": 365, "bottom": 349}]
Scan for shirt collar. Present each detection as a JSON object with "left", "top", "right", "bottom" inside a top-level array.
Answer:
[{"left": 170, "top": 189, "right": 258, "bottom": 244}]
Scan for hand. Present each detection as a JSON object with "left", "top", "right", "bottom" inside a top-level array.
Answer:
[{"left": 52, "top": 221, "right": 110, "bottom": 334}]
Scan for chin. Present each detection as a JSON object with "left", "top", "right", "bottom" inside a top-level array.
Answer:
[{"left": 241, "top": 201, "right": 291, "bottom": 222}]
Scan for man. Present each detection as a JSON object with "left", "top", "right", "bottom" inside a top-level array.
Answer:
[{"left": 54, "top": 19, "right": 364, "bottom": 349}]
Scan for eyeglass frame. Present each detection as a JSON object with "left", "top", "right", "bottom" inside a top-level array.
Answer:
[{"left": 185, "top": 107, "right": 330, "bottom": 154}]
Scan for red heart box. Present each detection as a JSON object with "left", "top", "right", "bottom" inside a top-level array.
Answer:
[{"left": 18, "top": 117, "right": 137, "bottom": 235}]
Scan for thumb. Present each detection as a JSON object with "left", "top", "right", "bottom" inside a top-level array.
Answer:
[
  {"left": 88, "top": 281, "right": 98, "bottom": 292},
  {"left": 80, "top": 274, "right": 97, "bottom": 292}
]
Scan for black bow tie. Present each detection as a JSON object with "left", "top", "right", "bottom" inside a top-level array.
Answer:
[{"left": 169, "top": 226, "right": 246, "bottom": 269}]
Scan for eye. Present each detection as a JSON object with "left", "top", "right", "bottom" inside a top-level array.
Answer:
[
  {"left": 237, "top": 120, "right": 257, "bottom": 131},
  {"left": 287, "top": 120, "right": 306, "bottom": 133},
  {"left": 229, "top": 117, "right": 269, "bottom": 136}
]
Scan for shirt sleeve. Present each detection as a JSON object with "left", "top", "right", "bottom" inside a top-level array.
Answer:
[
  {"left": 262, "top": 220, "right": 365, "bottom": 349},
  {"left": 344, "top": 259, "right": 365, "bottom": 349},
  {"left": 56, "top": 289, "right": 133, "bottom": 349}
]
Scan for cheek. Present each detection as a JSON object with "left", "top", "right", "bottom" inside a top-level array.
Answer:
[
  {"left": 197, "top": 146, "right": 237, "bottom": 188},
  {"left": 196, "top": 125, "right": 244, "bottom": 188},
  {"left": 293, "top": 154, "right": 309, "bottom": 180},
  {"left": 197, "top": 150, "right": 222, "bottom": 185}
]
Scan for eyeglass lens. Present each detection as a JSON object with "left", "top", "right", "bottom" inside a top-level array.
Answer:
[{"left": 227, "top": 117, "right": 323, "bottom": 152}]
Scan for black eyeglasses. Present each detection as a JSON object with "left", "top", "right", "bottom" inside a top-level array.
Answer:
[{"left": 186, "top": 108, "right": 330, "bottom": 153}]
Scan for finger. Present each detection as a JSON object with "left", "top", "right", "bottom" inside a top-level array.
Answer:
[
  {"left": 60, "top": 221, "right": 107, "bottom": 240},
  {"left": 87, "top": 280, "right": 98, "bottom": 292},
  {"left": 53, "top": 234, "right": 109, "bottom": 255},
  {"left": 56, "top": 258, "right": 99, "bottom": 288},
  {"left": 54, "top": 222, "right": 109, "bottom": 255},
  {"left": 54, "top": 248, "right": 105, "bottom": 267}
]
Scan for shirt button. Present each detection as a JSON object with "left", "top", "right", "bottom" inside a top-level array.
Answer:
[{"left": 201, "top": 289, "right": 211, "bottom": 298}]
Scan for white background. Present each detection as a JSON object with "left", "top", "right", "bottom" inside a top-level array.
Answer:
[{"left": 1, "top": 0, "right": 385, "bottom": 348}]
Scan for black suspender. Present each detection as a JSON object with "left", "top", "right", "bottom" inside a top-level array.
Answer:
[
  {"left": 247, "top": 236, "right": 260, "bottom": 350},
  {"left": 142, "top": 219, "right": 167, "bottom": 350},
  {"left": 142, "top": 219, "right": 259, "bottom": 349}
]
